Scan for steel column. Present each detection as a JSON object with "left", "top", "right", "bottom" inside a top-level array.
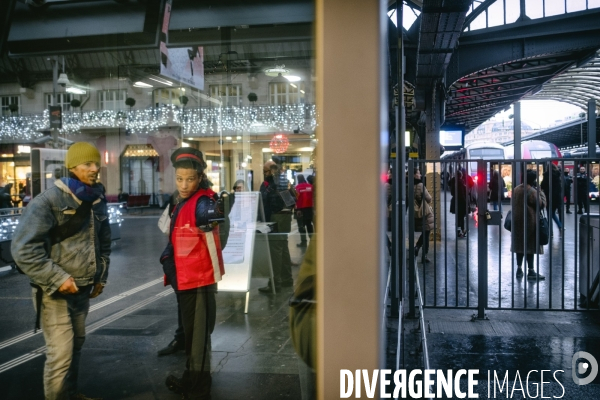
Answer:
[
  {"left": 588, "top": 99, "right": 597, "bottom": 157},
  {"left": 477, "top": 160, "right": 488, "bottom": 319}
]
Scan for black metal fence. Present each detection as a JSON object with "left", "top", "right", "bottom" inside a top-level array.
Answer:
[{"left": 406, "top": 158, "right": 600, "bottom": 314}]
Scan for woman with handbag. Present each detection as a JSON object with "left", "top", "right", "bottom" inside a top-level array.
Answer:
[
  {"left": 413, "top": 168, "right": 434, "bottom": 263},
  {"left": 511, "top": 169, "right": 547, "bottom": 280}
]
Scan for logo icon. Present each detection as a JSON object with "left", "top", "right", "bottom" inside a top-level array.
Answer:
[{"left": 572, "top": 351, "right": 598, "bottom": 385}]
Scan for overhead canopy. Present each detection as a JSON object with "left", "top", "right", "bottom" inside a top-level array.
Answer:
[
  {"left": 502, "top": 116, "right": 600, "bottom": 149},
  {"left": 530, "top": 50, "right": 600, "bottom": 111}
]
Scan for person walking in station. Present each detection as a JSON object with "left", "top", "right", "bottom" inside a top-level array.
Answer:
[
  {"left": 541, "top": 163, "right": 563, "bottom": 231},
  {"left": 294, "top": 174, "right": 314, "bottom": 248},
  {"left": 259, "top": 160, "right": 294, "bottom": 293},
  {"left": 564, "top": 167, "right": 573, "bottom": 214},
  {"left": 449, "top": 169, "right": 468, "bottom": 238},
  {"left": 12, "top": 142, "right": 111, "bottom": 400},
  {"left": 576, "top": 165, "right": 591, "bottom": 214},
  {"left": 489, "top": 169, "right": 506, "bottom": 212},
  {"left": 161, "top": 148, "right": 230, "bottom": 400},
  {"left": 413, "top": 168, "right": 433, "bottom": 262},
  {"left": 511, "top": 169, "right": 547, "bottom": 281}
]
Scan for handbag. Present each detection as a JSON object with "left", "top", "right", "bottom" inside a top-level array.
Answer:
[
  {"left": 504, "top": 210, "right": 512, "bottom": 232},
  {"left": 538, "top": 209, "right": 549, "bottom": 245},
  {"left": 158, "top": 206, "right": 171, "bottom": 235}
]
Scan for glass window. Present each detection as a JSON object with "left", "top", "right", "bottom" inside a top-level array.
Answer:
[
  {"left": 1, "top": 96, "right": 20, "bottom": 116},
  {"left": 209, "top": 84, "right": 242, "bottom": 106},
  {"left": 269, "top": 81, "right": 305, "bottom": 105},
  {"left": 567, "top": 0, "right": 587, "bottom": 12},
  {"left": 526, "top": 0, "right": 545, "bottom": 19},
  {"left": 506, "top": 0, "right": 522, "bottom": 23},
  {"left": 153, "top": 88, "right": 187, "bottom": 107},
  {"left": 45, "top": 93, "right": 79, "bottom": 112},
  {"left": 99, "top": 89, "right": 127, "bottom": 111},
  {"left": 545, "top": 0, "right": 566, "bottom": 16},
  {"left": 487, "top": 0, "right": 505, "bottom": 27}
]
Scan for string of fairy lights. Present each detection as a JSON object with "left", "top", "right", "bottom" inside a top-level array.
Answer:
[{"left": 0, "top": 104, "right": 317, "bottom": 139}]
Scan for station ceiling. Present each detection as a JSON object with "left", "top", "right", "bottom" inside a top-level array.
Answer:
[{"left": 0, "top": 0, "right": 599, "bottom": 151}]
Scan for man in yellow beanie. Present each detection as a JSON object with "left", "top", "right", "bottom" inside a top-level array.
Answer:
[{"left": 12, "top": 141, "right": 111, "bottom": 400}]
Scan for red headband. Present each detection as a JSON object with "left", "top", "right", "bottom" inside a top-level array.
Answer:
[{"left": 176, "top": 153, "right": 203, "bottom": 163}]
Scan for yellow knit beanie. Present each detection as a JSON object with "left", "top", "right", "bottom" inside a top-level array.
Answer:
[{"left": 66, "top": 142, "right": 101, "bottom": 169}]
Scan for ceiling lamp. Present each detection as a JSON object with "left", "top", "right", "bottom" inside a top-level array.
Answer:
[
  {"left": 148, "top": 76, "right": 173, "bottom": 86},
  {"left": 134, "top": 81, "right": 153, "bottom": 88},
  {"left": 264, "top": 64, "right": 289, "bottom": 77},
  {"left": 284, "top": 75, "right": 301, "bottom": 82},
  {"left": 57, "top": 73, "right": 70, "bottom": 86},
  {"left": 269, "top": 133, "right": 290, "bottom": 154},
  {"left": 66, "top": 87, "right": 86, "bottom": 95}
]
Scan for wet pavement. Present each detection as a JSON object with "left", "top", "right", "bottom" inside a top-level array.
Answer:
[
  {"left": 415, "top": 199, "right": 600, "bottom": 310},
  {"left": 391, "top": 197, "right": 600, "bottom": 399},
  {"left": 0, "top": 214, "right": 309, "bottom": 399}
]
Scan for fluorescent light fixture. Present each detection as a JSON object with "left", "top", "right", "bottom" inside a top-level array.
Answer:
[
  {"left": 66, "top": 87, "right": 86, "bottom": 95},
  {"left": 225, "top": 136, "right": 232, "bottom": 140},
  {"left": 300, "top": 90, "right": 305, "bottom": 94},
  {"left": 262, "top": 148, "right": 273, "bottom": 153},
  {"left": 298, "top": 147, "right": 315, "bottom": 152},
  {"left": 181, "top": 88, "right": 186, "bottom": 92},
  {"left": 148, "top": 76, "right": 173, "bottom": 86},
  {"left": 264, "top": 65, "right": 289, "bottom": 77},
  {"left": 290, "top": 83, "right": 297, "bottom": 88},
  {"left": 241, "top": 162, "right": 247, "bottom": 168},
  {"left": 285, "top": 75, "right": 301, "bottom": 82},
  {"left": 182, "top": 142, "right": 191, "bottom": 147},
  {"left": 236, "top": 136, "right": 242, "bottom": 140},
  {"left": 134, "top": 81, "right": 153, "bottom": 88}
]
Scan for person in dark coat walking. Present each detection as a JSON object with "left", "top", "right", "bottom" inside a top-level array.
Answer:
[
  {"left": 489, "top": 170, "right": 506, "bottom": 212},
  {"left": 511, "top": 169, "right": 546, "bottom": 280},
  {"left": 563, "top": 168, "right": 573, "bottom": 214},
  {"left": 576, "top": 166, "right": 591, "bottom": 214},
  {"left": 449, "top": 170, "right": 468, "bottom": 238},
  {"left": 541, "top": 163, "right": 563, "bottom": 230}
]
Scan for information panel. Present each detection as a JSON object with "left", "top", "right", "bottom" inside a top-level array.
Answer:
[{"left": 218, "top": 192, "right": 273, "bottom": 312}]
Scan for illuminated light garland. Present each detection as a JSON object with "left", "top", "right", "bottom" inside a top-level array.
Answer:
[{"left": 0, "top": 105, "right": 318, "bottom": 140}]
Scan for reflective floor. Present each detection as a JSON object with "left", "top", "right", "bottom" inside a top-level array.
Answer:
[
  {"left": 0, "top": 214, "right": 308, "bottom": 399},
  {"left": 415, "top": 198, "right": 600, "bottom": 310}
]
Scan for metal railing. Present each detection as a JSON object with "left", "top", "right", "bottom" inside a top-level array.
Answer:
[{"left": 406, "top": 157, "right": 600, "bottom": 312}]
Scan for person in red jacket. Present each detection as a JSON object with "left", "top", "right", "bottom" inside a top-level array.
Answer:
[
  {"left": 161, "top": 148, "right": 229, "bottom": 400},
  {"left": 295, "top": 174, "right": 314, "bottom": 247}
]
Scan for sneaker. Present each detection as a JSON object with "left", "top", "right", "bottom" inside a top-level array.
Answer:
[
  {"left": 566, "top": 210, "right": 572, "bottom": 214},
  {"left": 516, "top": 267, "right": 524, "bottom": 279},
  {"left": 423, "top": 256, "right": 431, "bottom": 263},
  {"left": 527, "top": 270, "right": 546, "bottom": 280}
]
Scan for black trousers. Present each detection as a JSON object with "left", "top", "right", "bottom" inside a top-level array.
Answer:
[
  {"left": 516, "top": 253, "right": 534, "bottom": 270},
  {"left": 178, "top": 288, "right": 217, "bottom": 399},
  {"left": 297, "top": 208, "right": 314, "bottom": 243}
]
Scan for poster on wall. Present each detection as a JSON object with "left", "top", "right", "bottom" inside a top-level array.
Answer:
[{"left": 160, "top": 0, "right": 204, "bottom": 90}]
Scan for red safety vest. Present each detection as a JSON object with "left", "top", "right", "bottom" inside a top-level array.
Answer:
[{"left": 171, "top": 188, "right": 225, "bottom": 290}]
